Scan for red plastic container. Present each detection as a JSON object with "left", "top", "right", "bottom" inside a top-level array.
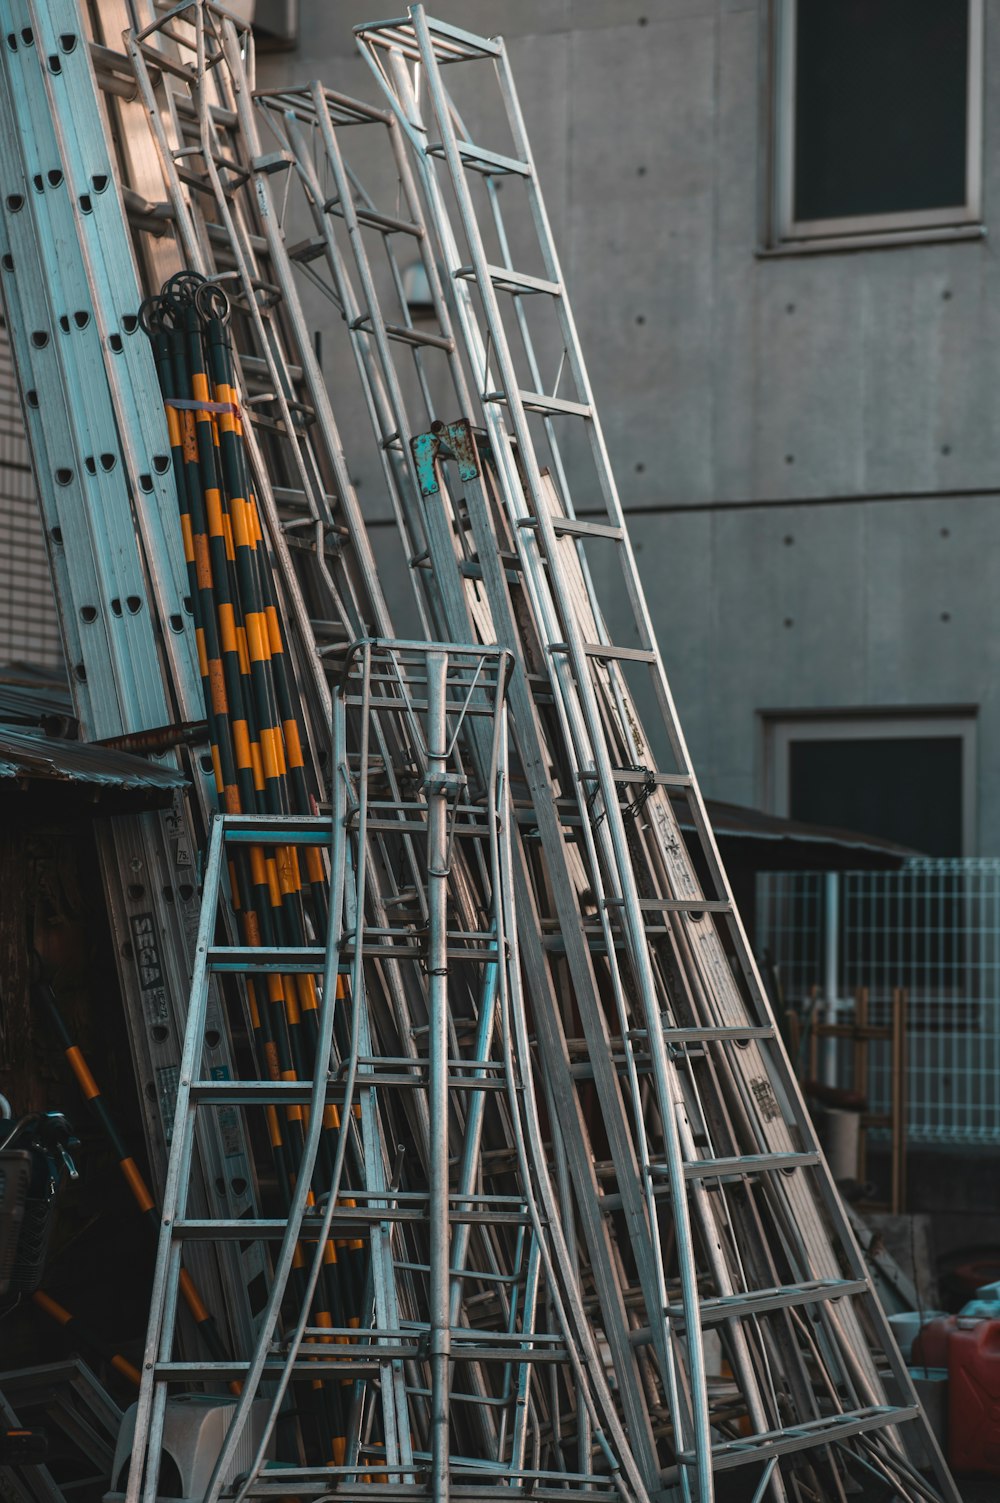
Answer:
[
  {"left": 911, "top": 1314, "right": 955, "bottom": 1370},
  {"left": 948, "top": 1319, "right": 1000, "bottom": 1474}
]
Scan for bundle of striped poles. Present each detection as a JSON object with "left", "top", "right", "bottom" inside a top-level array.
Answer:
[{"left": 141, "top": 273, "right": 363, "bottom": 1461}]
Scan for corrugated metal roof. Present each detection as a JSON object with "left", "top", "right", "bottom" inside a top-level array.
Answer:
[
  {"left": 0, "top": 670, "right": 74, "bottom": 727},
  {"left": 694, "top": 799, "right": 913, "bottom": 871},
  {"left": 0, "top": 723, "right": 188, "bottom": 792},
  {"left": 702, "top": 799, "right": 914, "bottom": 857}
]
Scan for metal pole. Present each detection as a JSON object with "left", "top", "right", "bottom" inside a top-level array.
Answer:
[
  {"left": 823, "top": 872, "right": 841, "bottom": 1088},
  {"left": 425, "top": 647, "right": 451, "bottom": 1503}
]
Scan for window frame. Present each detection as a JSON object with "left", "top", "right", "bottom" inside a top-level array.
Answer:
[
  {"left": 760, "top": 711, "right": 978, "bottom": 856},
  {"left": 769, "top": 0, "right": 985, "bottom": 248}
]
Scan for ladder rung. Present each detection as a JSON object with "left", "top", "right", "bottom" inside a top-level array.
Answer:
[
  {"left": 422, "top": 16, "right": 502, "bottom": 58},
  {"left": 552, "top": 517, "right": 622, "bottom": 540},
  {"left": 310, "top": 618, "right": 352, "bottom": 639},
  {"left": 583, "top": 641, "right": 657, "bottom": 662},
  {"left": 282, "top": 533, "right": 341, "bottom": 559},
  {"left": 578, "top": 769, "right": 693, "bottom": 788},
  {"left": 602, "top": 898, "right": 731, "bottom": 915},
  {"left": 240, "top": 356, "right": 304, "bottom": 383},
  {"left": 189, "top": 1075, "right": 506, "bottom": 1104},
  {"left": 174, "top": 1204, "right": 534, "bottom": 1235},
  {"left": 252, "top": 151, "right": 293, "bottom": 175},
  {"left": 207, "top": 945, "right": 326, "bottom": 973},
  {"left": 153, "top": 1355, "right": 398, "bottom": 1378},
  {"left": 286, "top": 235, "right": 327, "bottom": 265},
  {"left": 484, "top": 389, "right": 591, "bottom": 418},
  {"left": 678, "top": 1405, "right": 918, "bottom": 1474},
  {"left": 323, "top": 200, "right": 423, "bottom": 238},
  {"left": 663, "top": 1026, "right": 775, "bottom": 1044},
  {"left": 205, "top": 220, "right": 267, "bottom": 255},
  {"left": 677, "top": 1151, "right": 820, "bottom": 1183},
  {"left": 550, "top": 641, "right": 656, "bottom": 664},
  {"left": 455, "top": 264, "right": 561, "bottom": 297},
  {"left": 220, "top": 815, "right": 331, "bottom": 840},
  {"left": 678, "top": 1276, "right": 868, "bottom": 1327},
  {"left": 350, "top": 314, "right": 453, "bottom": 352},
  {"left": 427, "top": 140, "right": 531, "bottom": 177},
  {"left": 355, "top": 16, "right": 502, "bottom": 63}
]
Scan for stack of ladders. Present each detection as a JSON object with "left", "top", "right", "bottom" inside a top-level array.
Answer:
[{"left": 0, "top": 2, "right": 959, "bottom": 1501}]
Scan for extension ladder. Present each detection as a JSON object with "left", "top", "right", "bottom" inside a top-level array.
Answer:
[{"left": 0, "top": 0, "right": 264, "bottom": 1359}]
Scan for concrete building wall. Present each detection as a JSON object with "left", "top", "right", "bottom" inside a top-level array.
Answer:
[{"left": 259, "top": 1, "right": 1000, "bottom": 850}]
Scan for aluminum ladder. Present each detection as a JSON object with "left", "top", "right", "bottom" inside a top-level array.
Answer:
[
  {"left": 0, "top": 0, "right": 265, "bottom": 1359},
  {"left": 128, "top": 640, "right": 624, "bottom": 1503}
]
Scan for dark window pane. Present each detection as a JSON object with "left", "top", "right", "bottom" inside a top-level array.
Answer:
[
  {"left": 788, "top": 736, "right": 963, "bottom": 856},
  {"left": 794, "top": 0, "right": 969, "bottom": 222}
]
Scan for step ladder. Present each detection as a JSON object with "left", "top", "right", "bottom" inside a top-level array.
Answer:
[{"left": 128, "top": 640, "right": 630, "bottom": 1503}]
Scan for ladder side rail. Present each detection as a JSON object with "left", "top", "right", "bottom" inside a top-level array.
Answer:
[
  {"left": 412, "top": 443, "right": 681, "bottom": 1482},
  {"left": 267, "top": 96, "right": 434, "bottom": 642},
  {"left": 0, "top": 28, "right": 154, "bottom": 736},
  {"left": 352, "top": 929, "right": 416, "bottom": 1482},
  {"left": 437, "top": 87, "right": 593, "bottom": 582},
  {"left": 188, "top": 15, "right": 344, "bottom": 541},
  {"left": 350, "top": 645, "right": 433, "bottom": 1480},
  {"left": 88, "top": 0, "right": 186, "bottom": 293},
  {"left": 127, "top": 812, "right": 229, "bottom": 1503},
  {"left": 94, "top": 810, "right": 263, "bottom": 1313},
  {"left": 30, "top": 0, "right": 203, "bottom": 722},
  {"left": 488, "top": 35, "right": 709, "bottom": 778},
  {"left": 122, "top": 27, "right": 214, "bottom": 276},
  {"left": 371, "top": 38, "right": 714, "bottom": 1490},
  {"left": 2, "top": 3, "right": 172, "bottom": 734},
  {"left": 214, "top": 12, "right": 396, "bottom": 646},
  {"left": 492, "top": 722, "right": 654, "bottom": 1503},
  {"left": 208, "top": 740, "right": 350, "bottom": 1503},
  {"left": 479, "top": 711, "right": 547, "bottom": 1478},
  {"left": 542, "top": 484, "right": 905, "bottom": 1448}
]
